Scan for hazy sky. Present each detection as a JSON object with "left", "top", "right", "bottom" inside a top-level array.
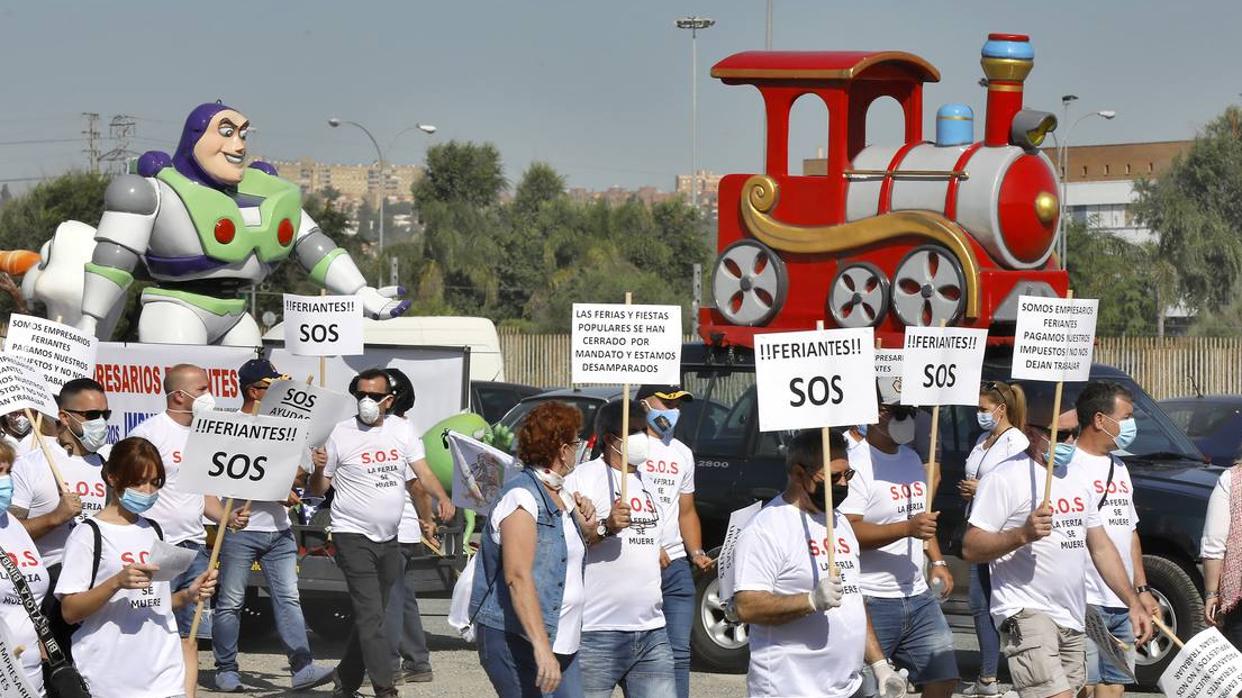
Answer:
[{"left": 0, "top": 1, "right": 1235, "bottom": 193}]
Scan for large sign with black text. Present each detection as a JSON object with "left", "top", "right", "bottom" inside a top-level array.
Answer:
[{"left": 754, "top": 327, "right": 877, "bottom": 432}]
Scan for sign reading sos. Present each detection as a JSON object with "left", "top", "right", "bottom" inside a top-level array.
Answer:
[
  {"left": 361, "top": 449, "right": 401, "bottom": 465},
  {"left": 807, "top": 536, "right": 852, "bottom": 557}
]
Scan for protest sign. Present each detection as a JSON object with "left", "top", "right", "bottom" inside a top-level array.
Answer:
[
  {"left": 1158, "top": 626, "right": 1242, "bottom": 698},
  {"left": 282, "top": 294, "right": 363, "bottom": 357},
  {"left": 180, "top": 412, "right": 307, "bottom": 501},
  {"left": 899, "top": 327, "right": 988, "bottom": 407},
  {"left": 2, "top": 314, "right": 97, "bottom": 390},
  {"left": 570, "top": 302, "right": 682, "bottom": 385},
  {"left": 1085, "top": 606, "right": 1136, "bottom": 682},
  {"left": 258, "top": 380, "right": 356, "bottom": 448},
  {"left": 0, "top": 618, "right": 36, "bottom": 698},
  {"left": 1011, "top": 295, "right": 1099, "bottom": 382},
  {"left": 717, "top": 500, "right": 763, "bottom": 602},
  {"left": 446, "top": 430, "right": 520, "bottom": 515},
  {"left": 754, "top": 327, "right": 877, "bottom": 432},
  {"left": 875, "top": 349, "right": 903, "bottom": 383},
  {"left": 0, "top": 356, "right": 58, "bottom": 419},
  {"left": 150, "top": 540, "right": 197, "bottom": 583}
]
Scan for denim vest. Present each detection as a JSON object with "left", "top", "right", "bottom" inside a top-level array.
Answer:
[{"left": 469, "top": 469, "right": 584, "bottom": 643}]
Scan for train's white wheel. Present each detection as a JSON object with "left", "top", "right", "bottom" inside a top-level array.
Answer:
[
  {"left": 711, "top": 240, "right": 786, "bottom": 326},
  {"left": 892, "top": 245, "right": 966, "bottom": 327},
  {"left": 827, "top": 262, "right": 889, "bottom": 328}
]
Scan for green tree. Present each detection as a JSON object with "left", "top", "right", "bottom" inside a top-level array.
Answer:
[
  {"left": 510, "top": 162, "right": 565, "bottom": 218},
  {"left": 413, "top": 141, "right": 506, "bottom": 211},
  {"left": 0, "top": 172, "right": 110, "bottom": 251},
  {"left": 1065, "top": 222, "right": 1158, "bottom": 335},
  {"left": 1132, "top": 107, "right": 1242, "bottom": 312}
]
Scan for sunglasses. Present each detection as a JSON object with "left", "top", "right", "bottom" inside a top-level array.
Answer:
[
  {"left": 354, "top": 391, "right": 392, "bottom": 402},
  {"left": 833, "top": 468, "right": 857, "bottom": 483},
  {"left": 65, "top": 408, "right": 113, "bottom": 421}
]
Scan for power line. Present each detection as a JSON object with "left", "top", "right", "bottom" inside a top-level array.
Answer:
[
  {"left": 0, "top": 137, "right": 88, "bottom": 147},
  {"left": 82, "top": 113, "right": 101, "bottom": 174}
]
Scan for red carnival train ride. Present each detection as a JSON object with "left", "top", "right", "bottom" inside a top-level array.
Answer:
[{"left": 700, "top": 33, "right": 1067, "bottom": 349}]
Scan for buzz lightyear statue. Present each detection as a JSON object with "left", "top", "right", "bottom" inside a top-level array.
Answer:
[{"left": 79, "top": 101, "right": 408, "bottom": 345}]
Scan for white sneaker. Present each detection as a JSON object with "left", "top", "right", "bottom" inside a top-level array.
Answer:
[{"left": 962, "top": 680, "right": 1001, "bottom": 696}]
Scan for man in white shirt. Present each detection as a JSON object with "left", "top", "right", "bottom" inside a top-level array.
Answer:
[
  {"left": 210, "top": 359, "right": 334, "bottom": 693},
  {"left": 964, "top": 408, "right": 1153, "bottom": 698},
  {"left": 10, "top": 377, "right": 109, "bottom": 660},
  {"left": 636, "top": 384, "right": 711, "bottom": 698},
  {"left": 310, "top": 367, "right": 426, "bottom": 698},
  {"left": 130, "top": 362, "right": 247, "bottom": 698},
  {"left": 841, "top": 392, "right": 958, "bottom": 698},
  {"left": 564, "top": 399, "right": 676, "bottom": 698},
  {"left": 734, "top": 428, "right": 907, "bottom": 698},
  {"left": 1070, "top": 381, "right": 1161, "bottom": 697}
]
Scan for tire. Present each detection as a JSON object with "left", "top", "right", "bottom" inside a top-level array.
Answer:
[
  {"left": 305, "top": 597, "right": 355, "bottom": 640},
  {"left": 1134, "top": 554, "right": 1204, "bottom": 687},
  {"left": 690, "top": 555, "right": 749, "bottom": 673}
]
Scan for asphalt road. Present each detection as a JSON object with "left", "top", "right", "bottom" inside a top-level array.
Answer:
[{"left": 195, "top": 599, "right": 1163, "bottom": 697}]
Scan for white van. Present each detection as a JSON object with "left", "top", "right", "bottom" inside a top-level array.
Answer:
[{"left": 264, "top": 315, "right": 504, "bottom": 382}]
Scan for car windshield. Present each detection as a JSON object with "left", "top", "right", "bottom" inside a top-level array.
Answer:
[
  {"left": 1017, "top": 378, "right": 1203, "bottom": 461},
  {"left": 497, "top": 396, "right": 603, "bottom": 442}
]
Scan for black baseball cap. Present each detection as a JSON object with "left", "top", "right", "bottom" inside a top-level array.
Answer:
[
  {"left": 238, "top": 358, "right": 285, "bottom": 389},
  {"left": 636, "top": 385, "right": 694, "bottom": 402}
]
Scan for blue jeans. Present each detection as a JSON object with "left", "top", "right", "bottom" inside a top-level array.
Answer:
[
  {"left": 171, "top": 541, "right": 212, "bottom": 638},
  {"left": 660, "top": 558, "right": 694, "bottom": 698},
  {"left": 864, "top": 590, "right": 959, "bottom": 685},
  {"left": 968, "top": 564, "right": 1000, "bottom": 679},
  {"left": 578, "top": 628, "right": 676, "bottom": 698},
  {"left": 1085, "top": 605, "right": 1135, "bottom": 686},
  {"left": 212, "top": 529, "right": 313, "bottom": 674},
  {"left": 477, "top": 624, "right": 582, "bottom": 698},
  {"left": 384, "top": 543, "right": 431, "bottom": 672}
]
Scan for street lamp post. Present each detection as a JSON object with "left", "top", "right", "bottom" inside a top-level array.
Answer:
[
  {"left": 1055, "top": 104, "right": 1116, "bottom": 269},
  {"left": 329, "top": 118, "right": 436, "bottom": 287},
  {"left": 676, "top": 16, "right": 715, "bottom": 214}
]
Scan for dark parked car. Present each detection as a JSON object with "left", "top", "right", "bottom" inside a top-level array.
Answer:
[
  {"left": 471, "top": 380, "right": 542, "bottom": 424},
  {"left": 1159, "top": 395, "right": 1242, "bottom": 467},
  {"left": 677, "top": 343, "right": 1217, "bottom": 687}
]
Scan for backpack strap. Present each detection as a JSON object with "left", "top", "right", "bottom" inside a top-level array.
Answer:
[
  {"left": 84, "top": 519, "right": 103, "bottom": 589},
  {"left": 1098, "top": 456, "right": 1117, "bottom": 511},
  {"left": 146, "top": 517, "right": 164, "bottom": 541}
]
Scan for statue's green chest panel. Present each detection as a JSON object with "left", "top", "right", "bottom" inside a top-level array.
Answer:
[{"left": 156, "top": 168, "right": 302, "bottom": 264}]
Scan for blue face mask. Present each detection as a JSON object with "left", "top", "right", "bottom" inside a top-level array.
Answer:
[
  {"left": 120, "top": 488, "right": 159, "bottom": 514},
  {"left": 1106, "top": 416, "right": 1138, "bottom": 451},
  {"left": 0, "top": 476, "right": 12, "bottom": 512},
  {"left": 1048, "top": 442, "right": 1076, "bottom": 468},
  {"left": 976, "top": 408, "right": 998, "bottom": 432},
  {"left": 858, "top": 424, "right": 869, "bottom": 437},
  {"left": 646, "top": 407, "right": 680, "bottom": 442}
]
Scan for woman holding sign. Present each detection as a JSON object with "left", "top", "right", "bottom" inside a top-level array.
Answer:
[
  {"left": 0, "top": 440, "right": 49, "bottom": 695},
  {"left": 470, "top": 401, "right": 595, "bottom": 698},
  {"left": 958, "top": 380, "right": 1029, "bottom": 696},
  {"left": 55, "top": 437, "right": 217, "bottom": 698}
]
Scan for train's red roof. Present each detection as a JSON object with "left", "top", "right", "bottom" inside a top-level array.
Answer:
[{"left": 711, "top": 51, "right": 940, "bottom": 83}]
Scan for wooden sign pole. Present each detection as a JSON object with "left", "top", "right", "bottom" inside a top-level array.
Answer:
[
  {"left": 620, "top": 291, "right": 633, "bottom": 505},
  {"left": 24, "top": 409, "right": 67, "bottom": 492},
  {"left": 815, "top": 321, "right": 837, "bottom": 577},
  {"left": 1042, "top": 290, "right": 1074, "bottom": 508}
]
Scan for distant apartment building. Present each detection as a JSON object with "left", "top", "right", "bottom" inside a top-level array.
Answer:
[
  {"left": 675, "top": 169, "right": 722, "bottom": 219},
  {"left": 263, "top": 157, "right": 424, "bottom": 206},
  {"left": 567, "top": 185, "right": 677, "bottom": 207}
]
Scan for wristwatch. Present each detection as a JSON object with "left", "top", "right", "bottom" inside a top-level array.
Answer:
[
  {"left": 596, "top": 521, "right": 611, "bottom": 538},
  {"left": 1135, "top": 584, "right": 1152, "bottom": 595},
  {"left": 931, "top": 560, "right": 948, "bottom": 568}
]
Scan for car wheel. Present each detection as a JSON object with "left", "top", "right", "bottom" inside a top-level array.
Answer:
[
  {"left": 1134, "top": 554, "right": 1204, "bottom": 687},
  {"left": 306, "top": 597, "right": 355, "bottom": 641},
  {"left": 690, "top": 557, "right": 749, "bottom": 673}
]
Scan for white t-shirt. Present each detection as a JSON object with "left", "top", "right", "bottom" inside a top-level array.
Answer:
[
  {"left": 15, "top": 432, "right": 37, "bottom": 458},
  {"left": 324, "top": 417, "right": 418, "bottom": 543},
  {"left": 0, "top": 512, "right": 48, "bottom": 696},
  {"left": 55, "top": 517, "right": 184, "bottom": 698},
  {"left": 1075, "top": 450, "right": 1139, "bottom": 607},
  {"left": 641, "top": 437, "right": 695, "bottom": 560},
  {"left": 489, "top": 485, "right": 586, "bottom": 654},
  {"left": 840, "top": 443, "right": 929, "bottom": 598},
  {"left": 129, "top": 413, "right": 204, "bottom": 545},
  {"left": 1202, "top": 468, "right": 1233, "bottom": 560},
  {"left": 563, "top": 458, "right": 664, "bottom": 632},
  {"left": 11, "top": 440, "right": 107, "bottom": 567},
  {"left": 968, "top": 457, "right": 1101, "bottom": 631},
  {"left": 733, "top": 498, "right": 866, "bottom": 698},
  {"left": 396, "top": 418, "right": 427, "bottom": 545},
  {"left": 964, "top": 428, "right": 1030, "bottom": 481}
]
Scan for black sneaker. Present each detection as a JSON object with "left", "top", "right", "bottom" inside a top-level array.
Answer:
[
  {"left": 402, "top": 667, "right": 433, "bottom": 683},
  {"left": 331, "top": 673, "right": 362, "bottom": 698}
]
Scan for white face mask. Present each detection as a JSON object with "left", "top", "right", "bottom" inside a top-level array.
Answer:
[
  {"left": 886, "top": 415, "right": 916, "bottom": 445},
  {"left": 532, "top": 467, "right": 564, "bottom": 491},
  {"left": 611, "top": 432, "right": 650, "bottom": 466},
  {"left": 68, "top": 413, "right": 108, "bottom": 453},
  {"left": 172, "top": 390, "right": 216, "bottom": 417},
  {"left": 8, "top": 415, "right": 31, "bottom": 437},
  {"left": 357, "top": 397, "right": 381, "bottom": 425}
]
